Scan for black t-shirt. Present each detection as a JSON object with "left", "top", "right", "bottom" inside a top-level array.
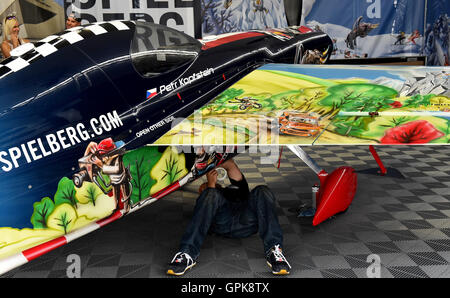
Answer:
[{"left": 220, "top": 175, "right": 250, "bottom": 202}]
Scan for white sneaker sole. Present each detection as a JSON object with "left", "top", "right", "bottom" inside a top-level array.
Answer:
[{"left": 167, "top": 262, "right": 196, "bottom": 276}]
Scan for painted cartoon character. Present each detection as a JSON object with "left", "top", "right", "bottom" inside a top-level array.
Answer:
[
  {"left": 301, "top": 48, "right": 330, "bottom": 64},
  {"left": 191, "top": 147, "right": 229, "bottom": 178},
  {"left": 345, "top": 16, "right": 379, "bottom": 50},
  {"left": 73, "top": 138, "right": 133, "bottom": 213}
]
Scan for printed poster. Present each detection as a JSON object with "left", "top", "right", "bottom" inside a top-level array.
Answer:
[{"left": 302, "top": 0, "right": 426, "bottom": 60}]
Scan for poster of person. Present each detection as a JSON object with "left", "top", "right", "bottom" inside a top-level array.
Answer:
[
  {"left": 302, "top": 0, "right": 426, "bottom": 59},
  {"left": 201, "top": 0, "right": 288, "bottom": 36},
  {"left": 423, "top": 0, "right": 449, "bottom": 66}
]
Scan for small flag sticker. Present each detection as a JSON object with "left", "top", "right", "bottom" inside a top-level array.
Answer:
[{"left": 147, "top": 88, "right": 158, "bottom": 100}]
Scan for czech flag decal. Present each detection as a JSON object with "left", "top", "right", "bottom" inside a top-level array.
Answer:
[{"left": 147, "top": 88, "right": 158, "bottom": 100}]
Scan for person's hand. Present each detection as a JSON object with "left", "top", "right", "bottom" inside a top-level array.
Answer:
[
  {"left": 10, "top": 32, "right": 19, "bottom": 48},
  {"left": 84, "top": 142, "right": 103, "bottom": 167},
  {"left": 85, "top": 142, "right": 98, "bottom": 156},
  {"left": 206, "top": 169, "right": 218, "bottom": 188}
]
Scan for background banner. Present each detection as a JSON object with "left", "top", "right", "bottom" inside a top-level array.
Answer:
[
  {"left": 64, "top": 0, "right": 201, "bottom": 38},
  {"left": 423, "top": 0, "right": 449, "bottom": 66},
  {"left": 302, "top": 0, "right": 427, "bottom": 60},
  {"left": 0, "top": 1, "right": 447, "bottom": 65},
  {"left": 200, "top": 0, "right": 288, "bottom": 36}
]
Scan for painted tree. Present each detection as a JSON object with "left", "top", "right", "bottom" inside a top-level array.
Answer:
[
  {"left": 123, "top": 146, "right": 160, "bottom": 204},
  {"left": 54, "top": 177, "right": 78, "bottom": 208},
  {"left": 323, "top": 83, "right": 398, "bottom": 137},
  {"left": 76, "top": 182, "right": 103, "bottom": 206},
  {"left": 47, "top": 204, "right": 77, "bottom": 234},
  {"left": 31, "top": 197, "right": 55, "bottom": 229},
  {"left": 320, "top": 83, "right": 398, "bottom": 112},
  {"left": 150, "top": 147, "right": 188, "bottom": 194}
]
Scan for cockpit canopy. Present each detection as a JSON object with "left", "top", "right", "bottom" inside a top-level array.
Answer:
[{"left": 131, "top": 22, "right": 202, "bottom": 78}]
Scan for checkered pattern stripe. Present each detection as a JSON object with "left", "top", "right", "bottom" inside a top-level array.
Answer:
[{"left": 0, "top": 21, "right": 135, "bottom": 80}]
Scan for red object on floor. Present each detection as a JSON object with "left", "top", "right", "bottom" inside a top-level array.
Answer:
[
  {"left": 369, "top": 145, "right": 387, "bottom": 175},
  {"left": 313, "top": 166, "right": 357, "bottom": 226}
]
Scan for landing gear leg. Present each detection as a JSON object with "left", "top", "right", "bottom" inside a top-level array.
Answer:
[{"left": 369, "top": 145, "right": 387, "bottom": 176}]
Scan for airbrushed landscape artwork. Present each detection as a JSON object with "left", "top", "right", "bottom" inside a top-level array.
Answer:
[
  {"left": 0, "top": 143, "right": 234, "bottom": 263},
  {"left": 156, "top": 64, "right": 450, "bottom": 146},
  {"left": 0, "top": 146, "right": 185, "bottom": 258}
]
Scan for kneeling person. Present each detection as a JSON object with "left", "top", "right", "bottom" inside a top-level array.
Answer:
[{"left": 167, "top": 159, "right": 291, "bottom": 276}]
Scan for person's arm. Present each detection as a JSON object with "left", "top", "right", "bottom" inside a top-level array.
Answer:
[
  {"left": 219, "top": 159, "right": 242, "bottom": 181},
  {"left": 1, "top": 41, "right": 11, "bottom": 59},
  {"left": 220, "top": 159, "right": 249, "bottom": 201}
]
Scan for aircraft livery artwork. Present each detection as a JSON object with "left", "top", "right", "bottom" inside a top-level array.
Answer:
[
  {"left": 0, "top": 20, "right": 448, "bottom": 275},
  {"left": 157, "top": 64, "right": 450, "bottom": 146},
  {"left": 0, "top": 20, "right": 333, "bottom": 273}
]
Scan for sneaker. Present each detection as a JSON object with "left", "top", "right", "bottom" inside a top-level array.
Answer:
[
  {"left": 167, "top": 252, "right": 196, "bottom": 276},
  {"left": 266, "top": 245, "right": 291, "bottom": 275}
]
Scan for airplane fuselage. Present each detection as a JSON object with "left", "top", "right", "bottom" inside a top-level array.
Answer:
[{"left": 0, "top": 21, "right": 332, "bottom": 228}]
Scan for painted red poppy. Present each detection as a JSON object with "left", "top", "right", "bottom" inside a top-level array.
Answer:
[
  {"left": 389, "top": 101, "right": 403, "bottom": 108},
  {"left": 380, "top": 120, "right": 444, "bottom": 144}
]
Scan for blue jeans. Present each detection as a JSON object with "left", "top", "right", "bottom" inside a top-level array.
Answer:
[{"left": 179, "top": 185, "right": 283, "bottom": 260}]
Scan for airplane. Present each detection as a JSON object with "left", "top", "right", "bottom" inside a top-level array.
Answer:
[{"left": 0, "top": 20, "right": 448, "bottom": 275}]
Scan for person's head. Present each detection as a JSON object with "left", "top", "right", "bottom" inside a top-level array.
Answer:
[
  {"left": 66, "top": 14, "right": 81, "bottom": 29},
  {"left": 2, "top": 14, "right": 20, "bottom": 42}
]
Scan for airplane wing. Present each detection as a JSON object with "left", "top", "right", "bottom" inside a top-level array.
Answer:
[{"left": 155, "top": 64, "right": 450, "bottom": 146}]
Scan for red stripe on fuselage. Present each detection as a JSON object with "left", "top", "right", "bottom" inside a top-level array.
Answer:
[
  {"left": 201, "top": 32, "right": 265, "bottom": 50},
  {"left": 97, "top": 210, "right": 123, "bottom": 227},
  {"left": 22, "top": 236, "right": 67, "bottom": 261},
  {"left": 152, "top": 182, "right": 181, "bottom": 200},
  {"left": 297, "top": 26, "right": 313, "bottom": 33}
]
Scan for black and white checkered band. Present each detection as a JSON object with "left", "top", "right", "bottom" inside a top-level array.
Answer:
[{"left": 0, "top": 20, "right": 135, "bottom": 80}]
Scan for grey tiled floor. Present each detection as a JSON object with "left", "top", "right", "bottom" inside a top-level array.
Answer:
[{"left": 2, "top": 146, "right": 450, "bottom": 278}]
